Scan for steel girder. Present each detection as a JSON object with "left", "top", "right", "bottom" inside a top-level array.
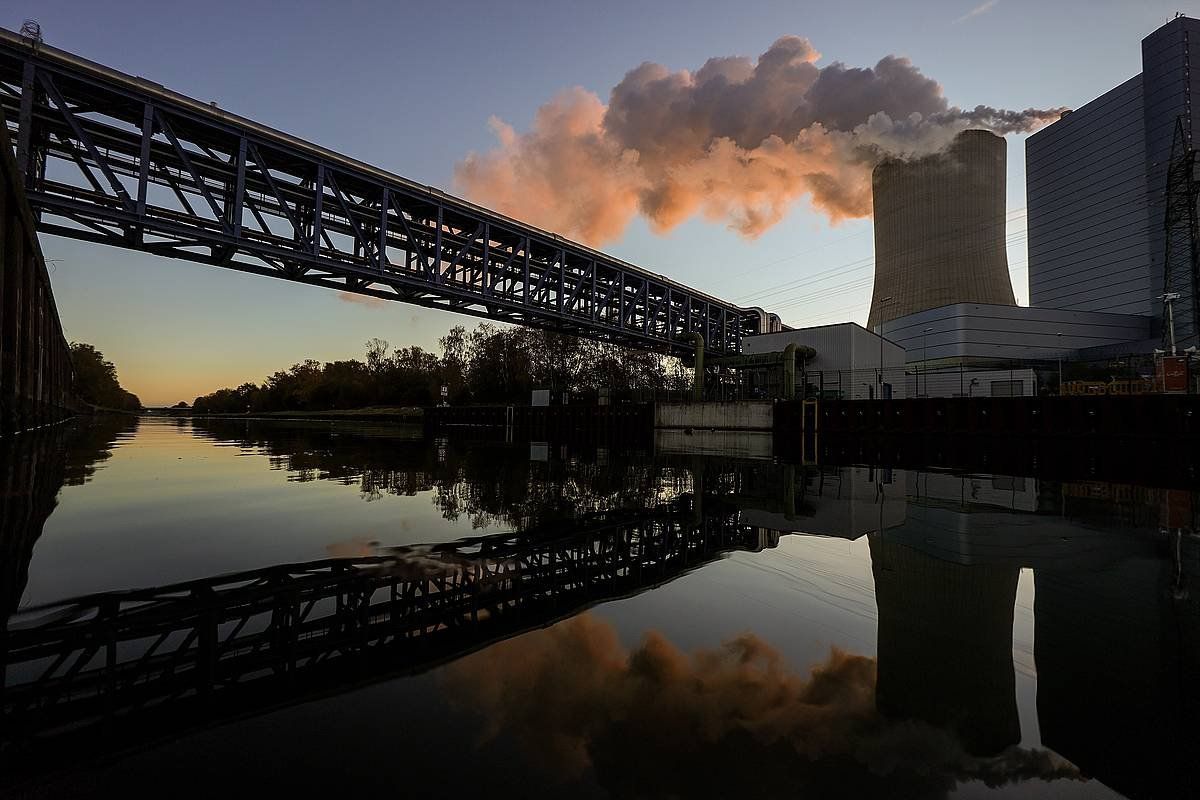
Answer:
[{"left": 0, "top": 29, "right": 755, "bottom": 355}]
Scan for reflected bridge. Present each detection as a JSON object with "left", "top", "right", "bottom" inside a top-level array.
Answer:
[{"left": 2, "top": 506, "right": 775, "bottom": 761}]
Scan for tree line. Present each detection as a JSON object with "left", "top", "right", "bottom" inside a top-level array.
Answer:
[
  {"left": 190, "top": 323, "right": 689, "bottom": 413},
  {"left": 190, "top": 417, "right": 688, "bottom": 531},
  {"left": 69, "top": 343, "right": 142, "bottom": 411}
]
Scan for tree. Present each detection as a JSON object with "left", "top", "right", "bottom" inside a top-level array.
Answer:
[
  {"left": 69, "top": 342, "right": 141, "bottom": 411},
  {"left": 189, "top": 321, "right": 683, "bottom": 413},
  {"left": 365, "top": 338, "right": 390, "bottom": 374}
]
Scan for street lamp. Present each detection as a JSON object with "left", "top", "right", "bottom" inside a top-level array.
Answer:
[
  {"left": 1160, "top": 292, "right": 1181, "bottom": 356},
  {"left": 922, "top": 327, "right": 933, "bottom": 396}
]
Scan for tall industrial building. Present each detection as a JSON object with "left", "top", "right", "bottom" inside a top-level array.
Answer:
[
  {"left": 867, "top": 130, "right": 1017, "bottom": 331},
  {"left": 1027, "top": 15, "right": 1200, "bottom": 346},
  {"left": 764, "top": 20, "right": 1190, "bottom": 368}
]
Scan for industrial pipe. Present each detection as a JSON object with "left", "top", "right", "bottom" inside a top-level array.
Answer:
[
  {"left": 783, "top": 343, "right": 797, "bottom": 400},
  {"left": 781, "top": 343, "right": 816, "bottom": 400}
]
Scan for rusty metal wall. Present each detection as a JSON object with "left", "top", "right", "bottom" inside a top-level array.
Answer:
[{"left": 0, "top": 109, "right": 76, "bottom": 434}]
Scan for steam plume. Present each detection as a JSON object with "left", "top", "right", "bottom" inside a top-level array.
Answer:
[
  {"left": 455, "top": 37, "right": 1065, "bottom": 245},
  {"left": 444, "top": 615, "right": 1079, "bottom": 798}
]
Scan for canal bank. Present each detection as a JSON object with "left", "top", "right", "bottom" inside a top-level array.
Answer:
[{"left": 425, "top": 395, "right": 1200, "bottom": 439}]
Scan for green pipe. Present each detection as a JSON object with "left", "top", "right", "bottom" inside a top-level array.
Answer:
[{"left": 783, "top": 343, "right": 797, "bottom": 400}]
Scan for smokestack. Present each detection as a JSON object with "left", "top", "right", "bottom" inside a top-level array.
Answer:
[{"left": 867, "top": 129, "right": 1016, "bottom": 331}]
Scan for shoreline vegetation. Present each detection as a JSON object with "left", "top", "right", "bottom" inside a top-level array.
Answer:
[
  {"left": 188, "top": 323, "right": 687, "bottom": 415},
  {"left": 154, "top": 406, "right": 423, "bottom": 422},
  {"left": 70, "top": 342, "right": 141, "bottom": 412}
]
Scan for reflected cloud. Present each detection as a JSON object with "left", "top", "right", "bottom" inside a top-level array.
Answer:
[
  {"left": 445, "top": 615, "right": 1077, "bottom": 798},
  {"left": 325, "top": 537, "right": 380, "bottom": 559},
  {"left": 336, "top": 291, "right": 389, "bottom": 309}
]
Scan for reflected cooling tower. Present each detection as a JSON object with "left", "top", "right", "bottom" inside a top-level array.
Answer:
[{"left": 867, "top": 130, "right": 1016, "bottom": 331}]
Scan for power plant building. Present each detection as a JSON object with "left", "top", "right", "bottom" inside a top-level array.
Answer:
[
  {"left": 864, "top": 129, "right": 1149, "bottom": 366},
  {"left": 1026, "top": 15, "right": 1200, "bottom": 347},
  {"left": 867, "top": 130, "right": 1016, "bottom": 331},
  {"left": 1025, "top": 77, "right": 1151, "bottom": 316},
  {"left": 758, "top": 18, "right": 1192, "bottom": 371}
]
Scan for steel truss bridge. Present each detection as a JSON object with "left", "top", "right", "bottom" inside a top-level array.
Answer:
[
  {"left": 0, "top": 28, "right": 769, "bottom": 356},
  {"left": 1, "top": 508, "right": 776, "bottom": 764}
]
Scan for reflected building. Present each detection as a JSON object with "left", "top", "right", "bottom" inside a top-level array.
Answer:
[
  {"left": 887, "top": 472, "right": 1166, "bottom": 572},
  {"left": 1035, "top": 536, "right": 1200, "bottom": 799},
  {"left": 869, "top": 468, "right": 1200, "bottom": 776},
  {"left": 740, "top": 465, "right": 907, "bottom": 539},
  {"left": 870, "top": 534, "right": 1021, "bottom": 756}
]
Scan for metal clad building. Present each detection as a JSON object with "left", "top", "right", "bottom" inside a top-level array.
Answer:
[
  {"left": 1143, "top": 17, "right": 1200, "bottom": 341},
  {"left": 878, "top": 303, "right": 1151, "bottom": 363},
  {"left": 743, "top": 322, "right": 906, "bottom": 400},
  {"left": 1026, "top": 16, "right": 1200, "bottom": 344},
  {"left": 743, "top": 323, "right": 905, "bottom": 373},
  {"left": 1026, "top": 77, "right": 1151, "bottom": 314}
]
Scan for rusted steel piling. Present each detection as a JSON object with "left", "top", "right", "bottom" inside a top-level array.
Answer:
[{"left": 1, "top": 110, "right": 77, "bottom": 434}]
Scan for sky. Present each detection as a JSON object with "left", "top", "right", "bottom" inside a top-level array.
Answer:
[{"left": 5, "top": 0, "right": 1182, "bottom": 405}]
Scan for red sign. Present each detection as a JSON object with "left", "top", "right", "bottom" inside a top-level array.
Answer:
[
  {"left": 1165, "top": 489, "right": 1193, "bottom": 528},
  {"left": 1157, "top": 356, "right": 1188, "bottom": 393}
]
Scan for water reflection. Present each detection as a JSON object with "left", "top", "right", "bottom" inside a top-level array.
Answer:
[
  {"left": 445, "top": 614, "right": 1075, "bottom": 799},
  {"left": 1036, "top": 543, "right": 1200, "bottom": 799},
  {"left": 185, "top": 417, "right": 905, "bottom": 538},
  {"left": 0, "top": 417, "right": 1196, "bottom": 798},
  {"left": 0, "top": 416, "right": 138, "bottom": 620}
]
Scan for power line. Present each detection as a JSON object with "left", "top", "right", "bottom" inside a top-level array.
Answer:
[
  {"left": 776, "top": 255, "right": 1034, "bottom": 326},
  {"left": 731, "top": 207, "right": 1031, "bottom": 305},
  {"left": 743, "top": 215, "right": 1161, "bottom": 315},
  {"left": 746, "top": 227, "right": 1035, "bottom": 309}
]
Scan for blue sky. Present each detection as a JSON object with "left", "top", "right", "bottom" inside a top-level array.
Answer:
[{"left": 7, "top": 0, "right": 1179, "bottom": 404}]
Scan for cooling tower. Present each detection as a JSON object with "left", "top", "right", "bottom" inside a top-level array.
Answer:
[{"left": 866, "top": 130, "right": 1016, "bottom": 331}]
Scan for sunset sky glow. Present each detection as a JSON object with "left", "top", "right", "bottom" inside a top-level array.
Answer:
[{"left": 6, "top": 0, "right": 1180, "bottom": 405}]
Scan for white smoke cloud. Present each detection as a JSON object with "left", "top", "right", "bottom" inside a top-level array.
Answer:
[
  {"left": 455, "top": 37, "right": 1065, "bottom": 246},
  {"left": 954, "top": 1, "right": 1001, "bottom": 25}
]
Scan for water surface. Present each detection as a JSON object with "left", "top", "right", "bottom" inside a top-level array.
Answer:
[{"left": 2, "top": 416, "right": 1195, "bottom": 799}]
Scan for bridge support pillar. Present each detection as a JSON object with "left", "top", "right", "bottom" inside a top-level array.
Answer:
[{"left": 1, "top": 108, "right": 77, "bottom": 434}]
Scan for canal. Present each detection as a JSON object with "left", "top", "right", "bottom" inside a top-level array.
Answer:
[{"left": 1, "top": 415, "right": 1195, "bottom": 798}]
